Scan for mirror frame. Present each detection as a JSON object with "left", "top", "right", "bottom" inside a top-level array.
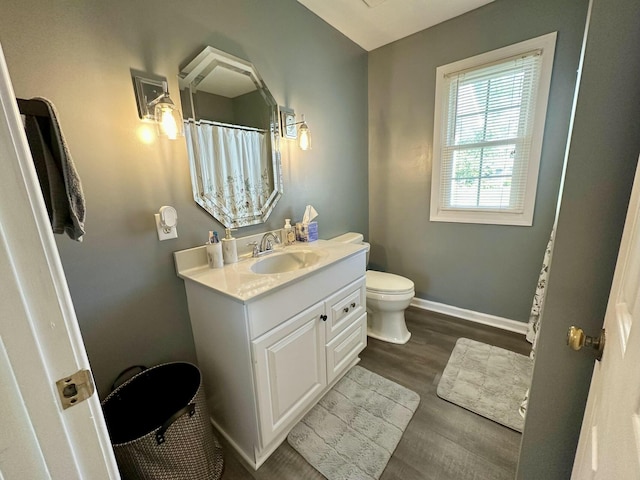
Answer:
[{"left": 179, "top": 46, "right": 283, "bottom": 228}]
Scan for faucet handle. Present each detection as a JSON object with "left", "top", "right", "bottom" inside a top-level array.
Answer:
[{"left": 247, "top": 241, "right": 259, "bottom": 257}]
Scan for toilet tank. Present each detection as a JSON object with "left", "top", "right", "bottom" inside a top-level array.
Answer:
[{"left": 330, "top": 232, "right": 370, "bottom": 265}]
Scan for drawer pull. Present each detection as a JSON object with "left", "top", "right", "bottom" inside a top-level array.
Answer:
[
  {"left": 343, "top": 302, "right": 357, "bottom": 314},
  {"left": 320, "top": 314, "right": 328, "bottom": 322}
]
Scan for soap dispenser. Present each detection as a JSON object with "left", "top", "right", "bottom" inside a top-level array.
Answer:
[
  {"left": 284, "top": 219, "right": 295, "bottom": 246},
  {"left": 222, "top": 228, "right": 238, "bottom": 263}
]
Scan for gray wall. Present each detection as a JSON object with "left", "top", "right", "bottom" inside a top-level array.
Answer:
[
  {"left": 188, "top": 90, "right": 235, "bottom": 123},
  {"left": 368, "top": 0, "right": 589, "bottom": 322},
  {"left": 233, "top": 91, "right": 271, "bottom": 129},
  {"left": 518, "top": 0, "right": 640, "bottom": 476},
  {"left": 0, "top": 0, "right": 368, "bottom": 397},
  {"left": 187, "top": 90, "right": 270, "bottom": 129}
]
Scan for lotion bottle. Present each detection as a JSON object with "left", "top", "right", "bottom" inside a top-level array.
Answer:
[
  {"left": 284, "top": 218, "right": 295, "bottom": 246},
  {"left": 222, "top": 228, "right": 238, "bottom": 263}
]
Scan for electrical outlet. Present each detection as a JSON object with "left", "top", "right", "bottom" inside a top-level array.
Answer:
[{"left": 154, "top": 213, "right": 178, "bottom": 240}]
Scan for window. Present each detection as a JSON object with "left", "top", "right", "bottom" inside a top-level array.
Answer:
[{"left": 430, "top": 33, "right": 556, "bottom": 226}]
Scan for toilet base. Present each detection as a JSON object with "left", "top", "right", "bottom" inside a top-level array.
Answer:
[
  {"left": 366, "top": 309, "right": 412, "bottom": 344},
  {"left": 367, "top": 328, "right": 411, "bottom": 345}
]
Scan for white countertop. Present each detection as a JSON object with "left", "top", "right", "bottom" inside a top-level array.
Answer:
[{"left": 174, "top": 240, "right": 366, "bottom": 303}]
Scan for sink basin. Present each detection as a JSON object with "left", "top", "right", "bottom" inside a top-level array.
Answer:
[{"left": 251, "top": 250, "right": 322, "bottom": 274}]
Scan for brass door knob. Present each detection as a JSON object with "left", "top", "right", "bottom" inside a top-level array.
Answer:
[{"left": 567, "top": 326, "right": 605, "bottom": 361}]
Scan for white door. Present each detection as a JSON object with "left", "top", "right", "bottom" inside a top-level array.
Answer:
[
  {"left": 572, "top": 155, "right": 640, "bottom": 479},
  {"left": 0, "top": 43, "right": 120, "bottom": 479}
]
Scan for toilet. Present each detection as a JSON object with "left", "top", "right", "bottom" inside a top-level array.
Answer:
[{"left": 331, "top": 233, "right": 414, "bottom": 344}]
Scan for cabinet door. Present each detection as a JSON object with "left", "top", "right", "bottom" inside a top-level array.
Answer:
[{"left": 252, "top": 302, "right": 326, "bottom": 447}]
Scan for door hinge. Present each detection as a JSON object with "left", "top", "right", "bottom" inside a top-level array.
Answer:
[{"left": 56, "top": 369, "right": 95, "bottom": 409}]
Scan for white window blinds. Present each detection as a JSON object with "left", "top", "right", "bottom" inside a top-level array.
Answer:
[
  {"left": 430, "top": 33, "right": 556, "bottom": 226},
  {"left": 441, "top": 51, "right": 541, "bottom": 212}
]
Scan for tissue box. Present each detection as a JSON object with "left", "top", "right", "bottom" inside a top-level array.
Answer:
[{"left": 295, "top": 221, "right": 318, "bottom": 242}]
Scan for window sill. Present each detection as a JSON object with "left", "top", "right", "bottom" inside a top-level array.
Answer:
[{"left": 429, "top": 209, "right": 533, "bottom": 226}]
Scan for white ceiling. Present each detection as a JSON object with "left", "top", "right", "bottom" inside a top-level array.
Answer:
[{"left": 297, "top": 0, "right": 495, "bottom": 51}]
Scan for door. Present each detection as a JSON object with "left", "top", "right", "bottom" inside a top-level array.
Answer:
[
  {"left": 0, "top": 43, "right": 119, "bottom": 479},
  {"left": 252, "top": 302, "right": 327, "bottom": 448},
  {"left": 572, "top": 156, "right": 640, "bottom": 479}
]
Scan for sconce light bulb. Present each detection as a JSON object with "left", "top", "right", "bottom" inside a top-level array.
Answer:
[
  {"left": 160, "top": 107, "right": 178, "bottom": 140},
  {"left": 154, "top": 100, "right": 183, "bottom": 140},
  {"left": 298, "top": 123, "right": 311, "bottom": 151}
]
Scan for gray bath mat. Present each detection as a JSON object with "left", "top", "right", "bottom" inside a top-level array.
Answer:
[
  {"left": 437, "top": 337, "right": 533, "bottom": 432},
  {"left": 287, "top": 366, "right": 420, "bottom": 480}
]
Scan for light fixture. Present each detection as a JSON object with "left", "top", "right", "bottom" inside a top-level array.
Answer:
[
  {"left": 297, "top": 114, "right": 311, "bottom": 151},
  {"left": 280, "top": 108, "right": 312, "bottom": 151},
  {"left": 133, "top": 74, "right": 184, "bottom": 140}
]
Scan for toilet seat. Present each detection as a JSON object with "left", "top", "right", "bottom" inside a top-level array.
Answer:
[{"left": 366, "top": 270, "right": 414, "bottom": 295}]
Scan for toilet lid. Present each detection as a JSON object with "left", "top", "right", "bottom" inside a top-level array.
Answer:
[{"left": 366, "top": 270, "right": 414, "bottom": 294}]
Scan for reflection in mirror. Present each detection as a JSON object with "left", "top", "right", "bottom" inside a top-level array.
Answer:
[{"left": 179, "top": 46, "right": 282, "bottom": 228}]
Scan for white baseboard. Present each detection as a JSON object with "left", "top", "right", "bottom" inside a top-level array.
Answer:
[
  {"left": 210, "top": 417, "right": 259, "bottom": 469},
  {"left": 410, "top": 297, "right": 528, "bottom": 335}
]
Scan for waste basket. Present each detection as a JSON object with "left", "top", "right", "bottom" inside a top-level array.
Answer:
[{"left": 101, "top": 362, "right": 223, "bottom": 480}]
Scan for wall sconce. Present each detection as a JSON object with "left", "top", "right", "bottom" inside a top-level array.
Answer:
[
  {"left": 133, "top": 74, "right": 184, "bottom": 140},
  {"left": 280, "top": 108, "right": 312, "bottom": 151}
]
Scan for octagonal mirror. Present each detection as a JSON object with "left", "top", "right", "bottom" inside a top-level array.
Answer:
[{"left": 179, "top": 46, "right": 282, "bottom": 228}]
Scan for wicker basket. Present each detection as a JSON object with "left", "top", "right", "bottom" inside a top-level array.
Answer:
[{"left": 101, "top": 362, "right": 223, "bottom": 480}]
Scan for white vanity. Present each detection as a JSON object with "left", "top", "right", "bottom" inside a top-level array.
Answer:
[{"left": 174, "top": 239, "right": 367, "bottom": 469}]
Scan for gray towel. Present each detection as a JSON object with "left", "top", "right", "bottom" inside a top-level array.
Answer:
[{"left": 23, "top": 97, "right": 85, "bottom": 241}]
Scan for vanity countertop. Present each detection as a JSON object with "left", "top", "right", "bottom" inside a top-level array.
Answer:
[{"left": 174, "top": 240, "right": 366, "bottom": 303}]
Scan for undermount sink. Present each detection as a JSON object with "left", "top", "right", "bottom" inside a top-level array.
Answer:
[{"left": 250, "top": 250, "right": 322, "bottom": 274}]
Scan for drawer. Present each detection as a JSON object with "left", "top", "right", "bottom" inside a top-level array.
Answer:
[
  {"left": 324, "top": 277, "right": 366, "bottom": 341},
  {"left": 326, "top": 313, "right": 367, "bottom": 384}
]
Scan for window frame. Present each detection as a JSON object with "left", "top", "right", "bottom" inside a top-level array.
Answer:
[{"left": 430, "top": 32, "right": 557, "bottom": 226}]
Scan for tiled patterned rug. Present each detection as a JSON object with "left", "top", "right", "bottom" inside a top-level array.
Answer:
[
  {"left": 437, "top": 337, "right": 533, "bottom": 432},
  {"left": 287, "top": 366, "right": 420, "bottom": 480}
]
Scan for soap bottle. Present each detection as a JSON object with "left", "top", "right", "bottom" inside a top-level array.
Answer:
[
  {"left": 284, "top": 219, "right": 295, "bottom": 246},
  {"left": 222, "top": 228, "right": 238, "bottom": 263}
]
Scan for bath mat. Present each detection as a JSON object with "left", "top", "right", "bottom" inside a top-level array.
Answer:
[
  {"left": 437, "top": 337, "right": 533, "bottom": 432},
  {"left": 287, "top": 366, "right": 420, "bottom": 480}
]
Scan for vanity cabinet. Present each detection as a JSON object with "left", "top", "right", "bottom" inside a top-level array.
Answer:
[{"left": 176, "top": 245, "right": 366, "bottom": 469}]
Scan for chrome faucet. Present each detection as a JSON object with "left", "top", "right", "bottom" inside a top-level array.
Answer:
[
  {"left": 260, "top": 232, "right": 281, "bottom": 252},
  {"left": 248, "top": 232, "right": 282, "bottom": 257}
]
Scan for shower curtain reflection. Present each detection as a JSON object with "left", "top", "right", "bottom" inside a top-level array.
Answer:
[{"left": 185, "top": 120, "right": 270, "bottom": 221}]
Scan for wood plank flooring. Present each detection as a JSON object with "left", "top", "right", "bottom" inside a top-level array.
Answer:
[{"left": 220, "top": 307, "right": 531, "bottom": 480}]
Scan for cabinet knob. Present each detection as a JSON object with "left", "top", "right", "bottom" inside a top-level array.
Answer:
[
  {"left": 343, "top": 307, "right": 350, "bottom": 313},
  {"left": 320, "top": 314, "right": 327, "bottom": 322},
  {"left": 351, "top": 302, "right": 356, "bottom": 308}
]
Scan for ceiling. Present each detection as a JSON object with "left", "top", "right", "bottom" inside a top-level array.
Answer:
[{"left": 297, "top": 0, "right": 495, "bottom": 51}]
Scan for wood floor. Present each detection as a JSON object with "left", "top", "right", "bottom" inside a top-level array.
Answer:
[{"left": 220, "top": 307, "right": 531, "bottom": 480}]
